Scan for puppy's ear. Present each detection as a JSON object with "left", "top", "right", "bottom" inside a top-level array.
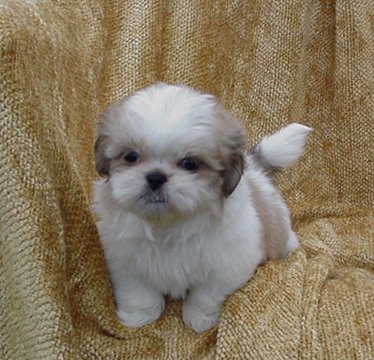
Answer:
[
  {"left": 94, "top": 98, "right": 128, "bottom": 176},
  {"left": 94, "top": 134, "right": 110, "bottom": 176},
  {"left": 218, "top": 110, "right": 246, "bottom": 197},
  {"left": 212, "top": 104, "right": 246, "bottom": 197},
  {"left": 222, "top": 150, "right": 245, "bottom": 197}
]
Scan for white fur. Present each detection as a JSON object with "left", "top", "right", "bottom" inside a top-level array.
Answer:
[
  {"left": 257, "top": 123, "right": 312, "bottom": 169},
  {"left": 93, "top": 83, "right": 311, "bottom": 333}
]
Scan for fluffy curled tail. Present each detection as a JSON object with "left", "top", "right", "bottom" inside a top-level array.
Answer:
[{"left": 249, "top": 123, "right": 312, "bottom": 173}]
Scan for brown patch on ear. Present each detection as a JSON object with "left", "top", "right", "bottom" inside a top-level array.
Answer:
[
  {"left": 222, "top": 152, "right": 245, "bottom": 197},
  {"left": 94, "top": 135, "right": 110, "bottom": 176},
  {"left": 214, "top": 106, "right": 246, "bottom": 198}
]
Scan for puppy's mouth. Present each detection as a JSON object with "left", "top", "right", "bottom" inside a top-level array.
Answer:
[{"left": 140, "top": 191, "right": 169, "bottom": 206}]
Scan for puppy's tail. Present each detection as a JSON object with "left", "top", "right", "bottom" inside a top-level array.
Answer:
[{"left": 248, "top": 123, "right": 312, "bottom": 173}]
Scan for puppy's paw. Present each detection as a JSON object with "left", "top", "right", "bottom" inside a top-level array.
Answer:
[
  {"left": 182, "top": 303, "right": 219, "bottom": 333},
  {"left": 117, "top": 303, "right": 164, "bottom": 328}
]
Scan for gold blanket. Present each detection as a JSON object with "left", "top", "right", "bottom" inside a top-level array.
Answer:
[{"left": 1, "top": 1, "right": 373, "bottom": 359}]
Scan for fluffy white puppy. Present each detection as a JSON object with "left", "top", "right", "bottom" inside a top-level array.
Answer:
[{"left": 93, "top": 83, "right": 311, "bottom": 333}]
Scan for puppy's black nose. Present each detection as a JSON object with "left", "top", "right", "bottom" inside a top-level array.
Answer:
[{"left": 146, "top": 171, "right": 167, "bottom": 190}]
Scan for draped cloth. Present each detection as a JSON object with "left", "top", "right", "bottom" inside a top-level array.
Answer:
[{"left": 0, "top": 1, "right": 373, "bottom": 358}]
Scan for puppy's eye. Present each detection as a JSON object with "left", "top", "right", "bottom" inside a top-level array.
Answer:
[
  {"left": 178, "top": 157, "right": 199, "bottom": 172},
  {"left": 124, "top": 151, "right": 139, "bottom": 164}
]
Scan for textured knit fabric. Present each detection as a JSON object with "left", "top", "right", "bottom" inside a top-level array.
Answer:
[{"left": 0, "top": 1, "right": 373, "bottom": 359}]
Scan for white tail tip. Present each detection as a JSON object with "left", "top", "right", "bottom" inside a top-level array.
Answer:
[{"left": 257, "top": 123, "right": 313, "bottom": 170}]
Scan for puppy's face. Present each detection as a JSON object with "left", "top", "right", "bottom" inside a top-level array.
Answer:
[{"left": 95, "top": 83, "right": 245, "bottom": 221}]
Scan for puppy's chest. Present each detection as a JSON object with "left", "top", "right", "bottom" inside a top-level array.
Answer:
[{"left": 134, "top": 237, "right": 210, "bottom": 297}]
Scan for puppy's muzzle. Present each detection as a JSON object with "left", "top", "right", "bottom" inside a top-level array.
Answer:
[{"left": 146, "top": 171, "right": 168, "bottom": 190}]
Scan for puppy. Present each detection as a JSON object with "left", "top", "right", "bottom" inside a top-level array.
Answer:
[{"left": 93, "top": 83, "right": 311, "bottom": 333}]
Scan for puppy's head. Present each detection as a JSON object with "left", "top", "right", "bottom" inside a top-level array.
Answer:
[{"left": 95, "top": 83, "right": 245, "bottom": 221}]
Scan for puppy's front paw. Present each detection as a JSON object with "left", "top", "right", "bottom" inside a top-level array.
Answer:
[
  {"left": 117, "top": 303, "right": 164, "bottom": 328},
  {"left": 182, "top": 303, "right": 219, "bottom": 333}
]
